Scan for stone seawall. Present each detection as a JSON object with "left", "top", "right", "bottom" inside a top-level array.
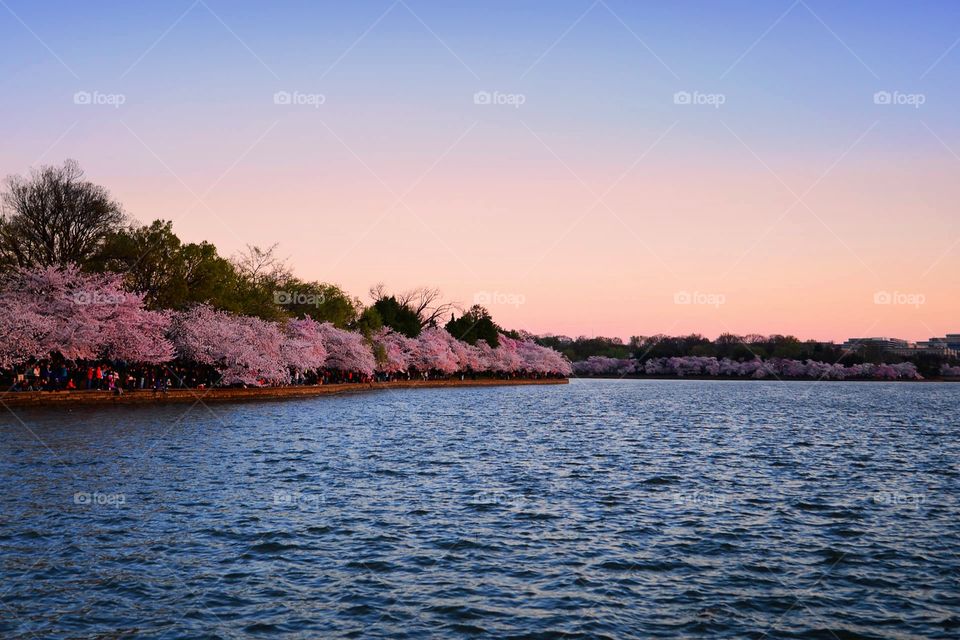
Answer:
[{"left": 0, "top": 378, "right": 569, "bottom": 408}]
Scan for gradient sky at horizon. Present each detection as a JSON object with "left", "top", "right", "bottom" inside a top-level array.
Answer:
[{"left": 1, "top": 0, "right": 958, "bottom": 342}]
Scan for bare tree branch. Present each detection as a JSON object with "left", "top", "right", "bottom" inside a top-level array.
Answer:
[{"left": 231, "top": 243, "right": 292, "bottom": 287}]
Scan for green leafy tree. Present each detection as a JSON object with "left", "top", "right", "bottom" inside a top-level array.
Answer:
[
  {"left": 445, "top": 305, "right": 500, "bottom": 347},
  {"left": 372, "top": 295, "right": 422, "bottom": 337},
  {"left": 177, "top": 242, "right": 242, "bottom": 311},
  {"left": 94, "top": 220, "right": 240, "bottom": 311},
  {"left": 229, "top": 244, "right": 291, "bottom": 321},
  {"left": 354, "top": 306, "right": 383, "bottom": 337},
  {"left": 770, "top": 335, "right": 804, "bottom": 359},
  {"left": 282, "top": 279, "right": 363, "bottom": 328},
  {"left": 536, "top": 335, "right": 630, "bottom": 361}
]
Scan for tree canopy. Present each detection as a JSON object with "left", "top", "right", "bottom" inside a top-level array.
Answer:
[
  {"left": 371, "top": 295, "right": 422, "bottom": 337},
  {"left": 0, "top": 160, "right": 126, "bottom": 269},
  {"left": 445, "top": 305, "right": 501, "bottom": 347}
]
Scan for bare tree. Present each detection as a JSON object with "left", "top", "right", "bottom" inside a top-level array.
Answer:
[
  {"left": 369, "top": 283, "right": 458, "bottom": 329},
  {"left": 0, "top": 160, "right": 126, "bottom": 269},
  {"left": 397, "top": 286, "right": 457, "bottom": 329},
  {"left": 231, "top": 243, "right": 292, "bottom": 287},
  {"left": 369, "top": 282, "right": 389, "bottom": 302}
]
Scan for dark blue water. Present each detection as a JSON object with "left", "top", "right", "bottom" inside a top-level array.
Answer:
[{"left": 1, "top": 379, "right": 958, "bottom": 638}]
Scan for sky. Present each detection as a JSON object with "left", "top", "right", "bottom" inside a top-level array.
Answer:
[{"left": 1, "top": 0, "right": 958, "bottom": 342}]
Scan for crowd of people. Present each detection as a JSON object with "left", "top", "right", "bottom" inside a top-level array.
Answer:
[
  {"left": 8, "top": 363, "right": 206, "bottom": 393},
  {"left": 5, "top": 360, "right": 565, "bottom": 394},
  {"left": 4, "top": 362, "right": 368, "bottom": 393}
]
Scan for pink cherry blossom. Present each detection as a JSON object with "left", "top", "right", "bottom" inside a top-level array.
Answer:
[
  {"left": 490, "top": 334, "right": 523, "bottom": 372},
  {"left": 373, "top": 328, "right": 416, "bottom": 374},
  {"left": 0, "top": 268, "right": 574, "bottom": 380},
  {"left": 317, "top": 322, "right": 375, "bottom": 377},
  {"left": 170, "top": 305, "right": 287, "bottom": 385},
  {"left": 0, "top": 265, "right": 173, "bottom": 366},
  {"left": 282, "top": 317, "right": 328, "bottom": 374},
  {"left": 411, "top": 327, "right": 459, "bottom": 374},
  {"left": 573, "top": 354, "right": 922, "bottom": 381},
  {"left": 517, "top": 339, "right": 574, "bottom": 375}
]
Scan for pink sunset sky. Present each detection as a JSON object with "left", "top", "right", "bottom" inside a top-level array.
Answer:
[{"left": 2, "top": 1, "right": 958, "bottom": 342}]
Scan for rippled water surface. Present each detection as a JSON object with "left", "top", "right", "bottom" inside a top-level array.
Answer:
[{"left": 1, "top": 379, "right": 959, "bottom": 638}]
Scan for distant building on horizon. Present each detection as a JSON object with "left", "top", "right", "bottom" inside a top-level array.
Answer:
[
  {"left": 843, "top": 335, "right": 959, "bottom": 358},
  {"left": 916, "top": 334, "right": 960, "bottom": 357},
  {"left": 842, "top": 337, "right": 912, "bottom": 354}
]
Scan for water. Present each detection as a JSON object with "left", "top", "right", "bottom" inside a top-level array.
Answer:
[{"left": 1, "top": 379, "right": 958, "bottom": 639}]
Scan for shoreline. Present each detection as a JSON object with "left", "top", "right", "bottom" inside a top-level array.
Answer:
[
  {"left": 0, "top": 377, "right": 568, "bottom": 408},
  {"left": 574, "top": 375, "right": 960, "bottom": 383}
]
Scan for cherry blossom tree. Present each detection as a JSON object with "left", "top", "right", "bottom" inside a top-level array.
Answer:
[
  {"left": 170, "top": 305, "right": 287, "bottom": 385},
  {"left": 473, "top": 341, "right": 498, "bottom": 373},
  {"left": 518, "top": 339, "right": 574, "bottom": 375},
  {"left": 442, "top": 330, "right": 474, "bottom": 372},
  {"left": 644, "top": 358, "right": 667, "bottom": 375},
  {"left": 716, "top": 358, "right": 739, "bottom": 376},
  {"left": 317, "top": 322, "right": 375, "bottom": 377},
  {"left": 100, "top": 307, "right": 175, "bottom": 364},
  {"left": 412, "top": 327, "right": 459, "bottom": 374},
  {"left": 570, "top": 354, "right": 920, "bottom": 381},
  {"left": 282, "top": 317, "right": 328, "bottom": 374},
  {"left": 373, "top": 327, "right": 416, "bottom": 374},
  {"left": 572, "top": 356, "right": 619, "bottom": 376},
  {"left": 0, "top": 265, "right": 173, "bottom": 366},
  {"left": 461, "top": 342, "right": 487, "bottom": 372},
  {"left": 894, "top": 363, "right": 921, "bottom": 380},
  {"left": 0, "top": 293, "right": 47, "bottom": 367},
  {"left": 779, "top": 359, "right": 807, "bottom": 378},
  {"left": 490, "top": 333, "right": 523, "bottom": 373},
  {"left": 544, "top": 346, "right": 574, "bottom": 376}
]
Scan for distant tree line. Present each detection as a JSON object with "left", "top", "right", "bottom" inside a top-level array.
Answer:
[
  {"left": 537, "top": 333, "right": 958, "bottom": 379},
  {"left": 534, "top": 335, "right": 632, "bottom": 361}
]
